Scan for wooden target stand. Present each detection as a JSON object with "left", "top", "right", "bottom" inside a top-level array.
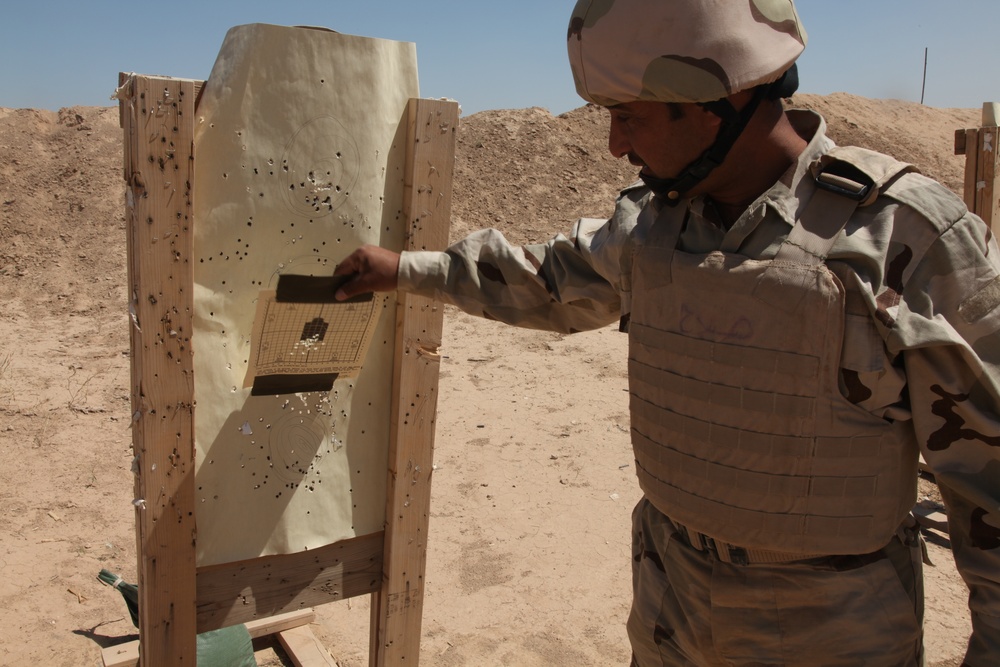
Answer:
[
  {"left": 955, "top": 102, "right": 1000, "bottom": 233},
  {"left": 107, "top": 73, "right": 457, "bottom": 666}
]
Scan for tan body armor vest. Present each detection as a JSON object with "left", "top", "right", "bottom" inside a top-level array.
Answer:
[{"left": 627, "top": 154, "right": 918, "bottom": 555}]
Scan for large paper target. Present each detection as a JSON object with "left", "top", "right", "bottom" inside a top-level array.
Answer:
[{"left": 191, "top": 23, "right": 418, "bottom": 566}]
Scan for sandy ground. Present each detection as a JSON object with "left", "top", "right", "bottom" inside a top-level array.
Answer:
[{"left": 0, "top": 93, "right": 984, "bottom": 665}]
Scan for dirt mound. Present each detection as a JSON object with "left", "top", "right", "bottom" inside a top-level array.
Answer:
[
  {"left": 451, "top": 104, "right": 637, "bottom": 243},
  {"left": 0, "top": 94, "right": 979, "bottom": 292},
  {"left": 0, "top": 106, "right": 126, "bottom": 318},
  {"left": 790, "top": 92, "right": 977, "bottom": 195}
]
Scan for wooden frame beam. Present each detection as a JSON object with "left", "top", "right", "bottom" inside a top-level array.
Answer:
[
  {"left": 371, "top": 98, "right": 459, "bottom": 666},
  {"left": 102, "top": 609, "right": 323, "bottom": 667},
  {"left": 196, "top": 532, "right": 382, "bottom": 631},
  {"left": 120, "top": 72, "right": 200, "bottom": 664}
]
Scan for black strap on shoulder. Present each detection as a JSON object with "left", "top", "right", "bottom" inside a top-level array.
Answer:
[{"left": 814, "top": 159, "right": 875, "bottom": 203}]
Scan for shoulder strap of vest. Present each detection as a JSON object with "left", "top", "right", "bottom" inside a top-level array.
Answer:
[
  {"left": 753, "top": 148, "right": 915, "bottom": 312},
  {"left": 774, "top": 147, "right": 916, "bottom": 266}
]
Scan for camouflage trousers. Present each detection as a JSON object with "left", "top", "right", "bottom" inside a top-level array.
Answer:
[{"left": 628, "top": 498, "right": 925, "bottom": 666}]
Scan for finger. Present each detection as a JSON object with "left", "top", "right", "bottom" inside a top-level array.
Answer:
[
  {"left": 335, "top": 274, "right": 367, "bottom": 301},
  {"left": 333, "top": 251, "right": 360, "bottom": 277}
]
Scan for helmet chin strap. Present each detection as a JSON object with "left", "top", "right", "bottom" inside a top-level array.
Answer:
[{"left": 639, "top": 65, "right": 799, "bottom": 205}]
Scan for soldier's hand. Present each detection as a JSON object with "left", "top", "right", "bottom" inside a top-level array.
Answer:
[{"left": 333, "top": 245, "right": 401, "bottom": 300}]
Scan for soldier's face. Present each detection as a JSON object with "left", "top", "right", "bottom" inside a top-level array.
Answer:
[{"left": 607, "top": 101, "right": 720, "bottom": 181}]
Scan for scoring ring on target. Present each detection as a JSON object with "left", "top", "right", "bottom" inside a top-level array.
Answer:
[
  {"left": 267, "top": 411, "right": 329, "bottom": 484},
  {"left": 281, "top": 116, "right": 360, "bottom": 218}
]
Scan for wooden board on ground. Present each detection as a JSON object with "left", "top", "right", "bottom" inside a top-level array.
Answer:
[
  {"left": 278, "top": 626, "right": 339, "bottom": 667},
  {"left": 102, "top": 610, "right": 318, "bottom": 667}
]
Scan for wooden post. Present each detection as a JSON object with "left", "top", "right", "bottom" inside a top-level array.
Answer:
[
  {"left": 119, "top": 73, "right": 200, "bottom": 664},
  {"left": 979, "top": 103, "right": 1000, "bottom": 232},
  {"left": 956, "top": 102, "right": 1000, "bottom": 233},
  {"left": 371, "top": 98, "right": 459, "bottom": 666}
]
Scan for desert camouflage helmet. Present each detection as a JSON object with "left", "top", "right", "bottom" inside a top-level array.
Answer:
[{"left": 568, "top": 0, "right": 807, "bottom": 106}]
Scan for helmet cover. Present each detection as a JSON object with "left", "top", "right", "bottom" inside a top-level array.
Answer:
[{"left": 568, "top": 0, "right": 807, "bottom": 105}]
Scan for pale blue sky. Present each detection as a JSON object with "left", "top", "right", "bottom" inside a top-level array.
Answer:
[{"left": 2, "top": 1, "right": 998, "bottom": 115}]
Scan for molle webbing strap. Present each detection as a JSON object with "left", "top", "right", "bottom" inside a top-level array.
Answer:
[
  {"left": 775, "top": 149, "right": 916, "bottom": 266},
  {"left": 672, "top": 519, "right": 823, "bottom": 565},
  {"left": 775, "top": 162, "right": 874, "bottom": 266},
  {"left": 749, "top": 185, "right": 859, "bottom": 311},
  {"left": 753, "top": 153, "right": 910, "bottom": 313}
]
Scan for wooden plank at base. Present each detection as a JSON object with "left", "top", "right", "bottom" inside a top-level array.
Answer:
[
  {"left": 102, "top": 642, "right": 140, "bottom": 667},
  {"left": 102, "top": 609, "right": 318, "bottom": 667},
  {"left": 196, "top": 532, "right": 383, "bottom": 632},
  {"left": 914, "top": 500, "right": 950, "bottom": 534},
  {"left": 246, "top": 609, "right": 317, "bottom": 638},
  {"left": 278, "top": 626, "right": 339, "bottom": 667}
]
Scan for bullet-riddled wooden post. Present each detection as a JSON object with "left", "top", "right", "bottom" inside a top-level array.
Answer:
[
  {"left": 371, "top": 98, "right": 459, "bottom": 666},
  {"left": 119, "top": 73, "right": 200, "bottom": 664},
  {"left": 955, "top": 102, "right": 1000, "bottom": 232}
]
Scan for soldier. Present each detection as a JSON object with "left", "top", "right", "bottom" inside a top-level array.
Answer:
[{"left": 335, "top": 1, "right": 1000, "bottom": 664}]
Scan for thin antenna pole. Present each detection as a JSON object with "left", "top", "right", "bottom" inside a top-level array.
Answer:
[{"left": 921, "top": 47, "right": 928, "bottom": 105}]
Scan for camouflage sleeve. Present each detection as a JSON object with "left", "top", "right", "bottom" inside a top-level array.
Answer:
[
  {"left": 889, "top": 205, "right": 1000, "bottom": 666},
  {"left": 397, "top": 186, "right": 648, "bottom": 334}
]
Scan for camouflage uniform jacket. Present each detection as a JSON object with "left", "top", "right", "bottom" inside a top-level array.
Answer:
[{"left": 398, "top": 109, "right": 1000, "bottom": 664}]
